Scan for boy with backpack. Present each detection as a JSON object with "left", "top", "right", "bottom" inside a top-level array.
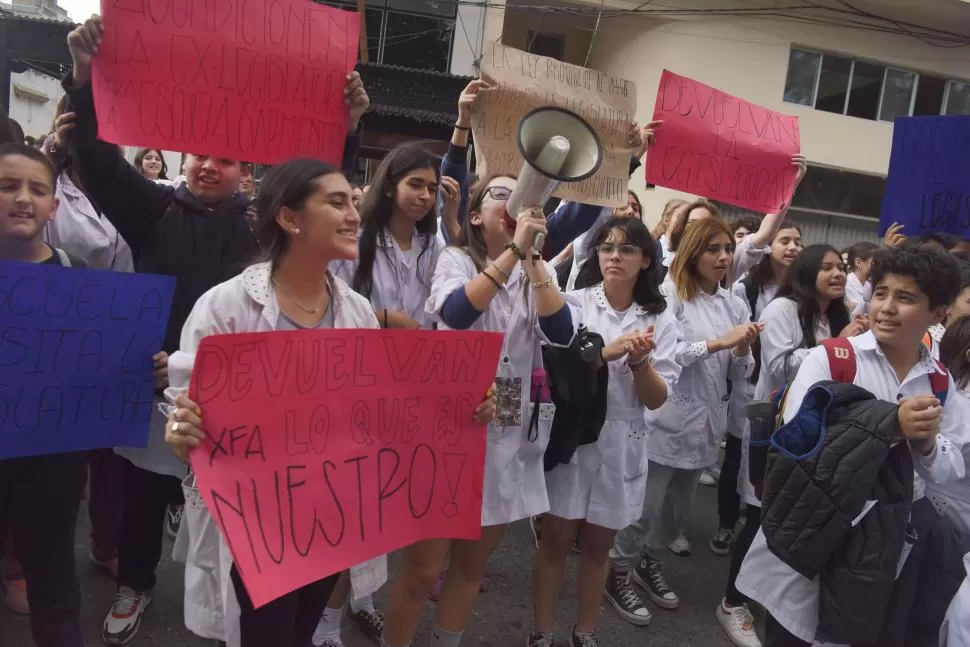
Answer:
[
  {"left": 736, "top": 246, "right": 966, "bottom": 646},
  {"left": 0, "top": 142, "right": 86, "bottom": 646}
]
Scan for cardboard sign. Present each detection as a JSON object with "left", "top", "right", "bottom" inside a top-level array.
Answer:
[
  {"left": 472, "top": 41, "right": 637, "bottom": 207},
  {"left": 0, "top": 261, "right": 175, "bottom": 459},
  {"left": 647, "top": 70, "right": 801, "bottom": 213},
  {"left": 189, "top": 329, "right": 503, "bottom": 608},
  {"left": 92, "top": 0, "right": 360, "bottom": 165},
  {"left": 879, "top": 115, "right": 970, "bottom": 237}
]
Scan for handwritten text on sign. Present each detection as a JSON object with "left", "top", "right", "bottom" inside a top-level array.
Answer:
[
  {"left": 189, "top": 329, "right": 502, "bottom": 608},
  {"left": 879, "top": 116, "right": 970, "bottom": 236},
  {"left": 93, "top": 0, "right": 359, "bottom": 165},
  {"left": 0, "top": 262, "right": 175, "bottom": 459},
  {"left": 647, "top": 70, "right": 801, "bottom": 213},
  {"left": 473, "top": 42, "right": 637, "bottom": 207}
]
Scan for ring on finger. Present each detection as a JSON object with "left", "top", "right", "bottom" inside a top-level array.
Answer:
[{"left": 172, "top": 421, "right": 181, "bottom": 435}]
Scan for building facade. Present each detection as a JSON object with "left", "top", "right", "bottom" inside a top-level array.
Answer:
[{"left": 469, "top": 0, "right": 970, "bottom": 248}]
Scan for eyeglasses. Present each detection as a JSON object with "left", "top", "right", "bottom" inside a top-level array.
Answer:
[
  {"left": 597, "top": 243, "right": 641, "bottom": 257},
  {"left": 483, "top": 186, "right": 512, "bottom": 202}
]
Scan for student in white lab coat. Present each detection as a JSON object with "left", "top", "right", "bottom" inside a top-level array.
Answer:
[
  {"left": 332, "top": 144, "right": 459, "bottom": 330},
  {"left": 606, "top": 217, "right": 761, "bottom": 624},
  {"left": 379, "top": 175, "right": 577, "bottom": 647},
  {"left": 713, "top": 224, "right": 803, "bottom": 557},
  {"left": 662, "top": 154, "right": 806, "bottom": 280},
  {"left": 161, "top": 159, "right": 498, "bottom": 647},
  {"left": 718, "top": 244, "right": 859, "bottom": 647},
  {"left": 737, "top": 246, "right": 967, "bottom": 647},
  {"left": 844, "top": 241, "right": 879, "bottom": 316},
  {"left": 528, "top": 217, "right": 682, "bottom": 647}
]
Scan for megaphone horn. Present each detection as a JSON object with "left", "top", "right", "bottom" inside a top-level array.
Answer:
[{"left": 505, "top": 106, "right": 604, "bottom": 253}]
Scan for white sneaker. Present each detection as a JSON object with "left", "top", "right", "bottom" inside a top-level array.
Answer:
[
  {"left": 716, "top": 599, "right": 761, "bottom": 647},
  {"left": 699, "top": 471, "right": 717, "bottom": 487},
  {"left": 668, "top": 532, "right": 691, "bottom": 557},
  {"left": 102, "top": 586, "right": 153, "bottom": 645}
]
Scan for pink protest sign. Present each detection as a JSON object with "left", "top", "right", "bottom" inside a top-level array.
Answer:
[
  {"left": 188, "top": 329, "right": 502, "bottom": 608},
  {"left": 92, "top": 0, "right": 359, "bottom": 165},
  {"left": 646, "top": 70, "right": 801, "bottom": 213}
]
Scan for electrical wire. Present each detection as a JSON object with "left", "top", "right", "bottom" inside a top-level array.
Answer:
[{"left": 583, "top": 0, "right": 607, "bottom": 67}]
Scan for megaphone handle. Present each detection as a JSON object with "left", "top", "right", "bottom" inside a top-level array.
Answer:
[{"left": 533, "top": 231, "right": 546, "bottom": 253}]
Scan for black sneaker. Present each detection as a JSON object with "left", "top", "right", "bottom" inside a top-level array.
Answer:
[
  {"left": 346, "top": 606, "right": 383, "bottom": 642},
  {"left": 571, "top": 628, "right": 600, "bottom": 646},
  {"left": 603, "top": 567, "right": 651, "bottom": 626},
  {"left": 165, "top": 505, "right": 182, "bottom": 541},
  {"left": 633, "top": 557, "right": 679, "bottom": 610},
  {"left": 526, "top": 630, "right": 555, "bottom": 647},
  {"left": 710, "top": 528, "right": 735, "bottom": 556}
]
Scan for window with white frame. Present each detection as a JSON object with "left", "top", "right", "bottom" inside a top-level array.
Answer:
[{"left": 783, "top": 47, "right": 970, "bottom": 121}]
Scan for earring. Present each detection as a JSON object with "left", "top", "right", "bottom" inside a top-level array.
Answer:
[{"left": 292, "top": 228, "right": 301, "bottom": 234}]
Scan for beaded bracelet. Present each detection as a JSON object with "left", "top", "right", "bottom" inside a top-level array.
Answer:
[{"left": 506, "top": 241, "right": 526, "bottom": 260}]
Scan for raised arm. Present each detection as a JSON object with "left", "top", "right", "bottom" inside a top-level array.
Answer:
[{"left": 65, "top": 16, "right": 173, "bottom": 252}]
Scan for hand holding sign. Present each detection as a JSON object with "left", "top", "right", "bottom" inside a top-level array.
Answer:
[
  {"left": 83, "top": 0, "right": 360, "bottom": 165},
  {"left": 646, "top": 70, "right": 801, "bottom": 213},
  {"left": 186, "top": 329, "right": 503, "bottom": 607}
]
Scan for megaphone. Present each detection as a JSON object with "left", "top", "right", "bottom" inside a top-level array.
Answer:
[{"left": 505, "top": 106, "right": 604, "bottom": 253}]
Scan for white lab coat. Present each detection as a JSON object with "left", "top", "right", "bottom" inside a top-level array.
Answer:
[
  {"left": 737, "top": 297, "right": 830, "bottom": 508},
  {"left": 164, "top": 262, "right": 388, "bottom": 646},
  {"left": 737, "top": 331, "right": 966, "bottom": 644},
  {"left": 844, "top": 272, "right": 868, "bottom": 315},
  {"left": 724, "top": 281, "right": 779, "bottom": 440},
  {"left": 646, "top": 284, "right": 754, "bottom": 470},
  {"left": 545, "top": 284, "right": 683, "bottom": 530},
  {"left": 941, "top": 552, "right": 970, "bottom": 647},
  {"left": 332, "top": 229, "right": 442, "bottom": 328},
  {"left": 926, "top": 388, "right": 970, "bottom": 536},
  {"left": 45, "top": 171, "right": 134, "bottom": 272},
  {"left": 426, "top": 247, "right": 577, "bottom": 526}
]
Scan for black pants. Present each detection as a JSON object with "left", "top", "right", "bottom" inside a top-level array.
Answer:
[
  {"left": 0, "top": 452, "right": 87, "bottom": 647},
  {"left": 231, "top": 565, "right": 339, "bottom": 647},
  {"left": 724, "top": 504, "right": 761, "bottom": 606},
  {"left": 765, "top": 613, "right": 812, "bottom": 647},
  {"left": 117, "top": 459, "right": 183, "bottom": 592},
  {"left": 717, "top": 434, "right": 743, "bottom": 529}
]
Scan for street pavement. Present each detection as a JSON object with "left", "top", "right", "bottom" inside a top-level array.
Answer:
[{"left": 0, "top": 482, "right": 740, "bottom": 647}]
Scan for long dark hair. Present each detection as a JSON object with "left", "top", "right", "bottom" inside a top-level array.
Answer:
[
  {"left": 457, "top": 173, "right": 515, "bottom": 272},
  {"left": 746, "top": 221, "right": 801, "bottom": 289},
  {"left": 940, "top": 316, "right": 970, "bottom": 390},
  {"left": 775, "top": 244, "right": 850, "bottom": 348},
  {"left": 134, "top": 148, "right": 169, "bottom": 180},
  {"left": 353, "top": 144, "right": 439, "bottom": 298},
  {"left": 255, "top": 158, "right": 341, "bottom": 266},
  {"left": 575, "top": 216, "right": 666, "bottom": 314}
]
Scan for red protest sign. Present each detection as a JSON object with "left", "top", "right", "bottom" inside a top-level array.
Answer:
[
  {"left": 92, "top": 0, "right": 359, "bottom": 165},
  {"left": 646, "top": 70, "right": 801, "bottom": 213},
  {"left": 188, "top": 329, "right": 502, "bottom": 608}
]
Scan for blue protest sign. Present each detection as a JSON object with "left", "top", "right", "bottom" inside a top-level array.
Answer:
[
  {"left": 879, "top": 115, "right": 970, "bottom": 237},
  {"left": 0, "top": 261, "right": 175, "bottom": 459}
]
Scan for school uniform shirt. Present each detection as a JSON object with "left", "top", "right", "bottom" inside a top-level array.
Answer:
[
  {"left": 44, "top": 171, "right": 134, "bottom": 272},
  {"left": 332, "top": 230, "right": 442, "bottom": 328},
  {"left": 646, "top": 284, "right": 754, "bottom": 470},
  {"left": 736, "top": 330, "right": 966, "bottom": 644},
  {"left": 724, "top": 281, "right": 780, "bottom": 440},
  {"left": 164, "top": 261, "right": 387, "bottom": 647},
  {"left": 738, "top": 297, "right": 831, "bottom": 508},
  {"left": 426, "top": 248, "right": 578, "bottom": 526},
  {"left": 545, "top": 284, "right": 682, "bottom": 529}
]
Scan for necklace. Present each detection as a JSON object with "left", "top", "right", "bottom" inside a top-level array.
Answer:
[{"left": 271, "top": 278, "right": 327, "bottom": 315}]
